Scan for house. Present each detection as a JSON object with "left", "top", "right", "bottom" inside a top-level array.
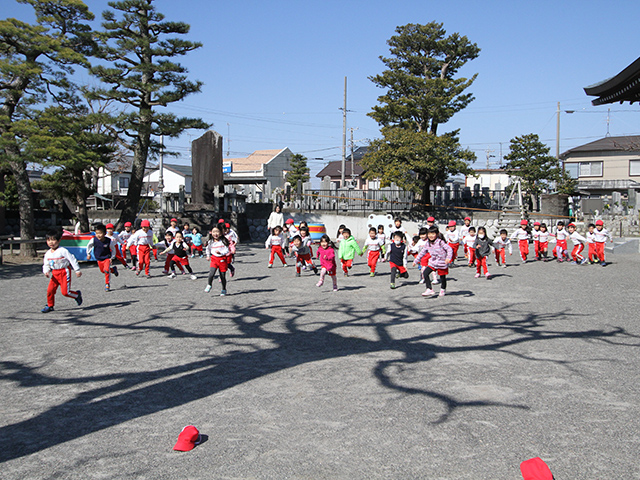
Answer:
[
  {"left": 465, "top": 168, "right": 513, "bottom": 192},
  {"left": 316, "top": 146, "right": 369, "bottom": 189},
  {"left": 560, "top": 135, "right": 640, "bottom": 196},
  {"left": 225, "top": 148, "right": 293, "bottom": 191},
  {"left": 144, "top": 163, "right": 192, "bottom": 195}
]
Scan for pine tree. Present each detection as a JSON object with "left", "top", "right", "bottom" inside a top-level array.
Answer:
[
  {"left": 286, "top": 153, "right": 310, "bottom": 192},
  {"left": 87, "top": 0, "right": 209, "bottom": 228}
]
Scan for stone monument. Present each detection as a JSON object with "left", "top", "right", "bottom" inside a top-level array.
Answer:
[{"left": 191, "top": 130, "right": 223, "bottom": 205}]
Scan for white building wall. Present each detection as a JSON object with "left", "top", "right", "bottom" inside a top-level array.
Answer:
[
  {"left": 264, "top": 148, "right": 293, "bottom": 190},
  {"left": 144, "top": 169, "right": 190, "bottom": 194}
]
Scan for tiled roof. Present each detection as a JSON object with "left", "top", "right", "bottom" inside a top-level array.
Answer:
[
  {"left": 227, "top": 149, "right": 284, "bottom": 172},
  {"left": 561, "top": 135, "right": 640, "bottom": 158},
  {"left": 317, "top": 160, "right": 364, "bottom": 178}
]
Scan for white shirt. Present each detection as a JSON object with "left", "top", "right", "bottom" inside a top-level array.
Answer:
[
  {"left": 267, "top": 211, "right": 284, "bottom": 230},
  {"left": 510, "top": 228, "right": 530, "bottom": 241},
  {"left": 43, "top": 247, "right": 81, "bottom": 274},
  {"left": 464, "top": 234, "right": 477, "bottom": 248},
  {"left": 129, "top": 229, "right": 154, "bottom": 246},
  {"left": 444, "top": 229, "right": 460, "bottom": 243},
  {"left": 555, "top": 228, "right": 570, "bottom": 242},
  {"left": 593, "top": 227, "right": 611, "bottom": 243},
  {"left": 364, "top": 236, "right": 384, "bottom": 252},
  {"left": 265, "top": 234, "right": 285, "bottom": 248},
  {"left": 569, "top": 231, "right": 588, "bottom": 245},
  {"left": 207, "top": 240, "right": 230, "bottom": 257},
  {"left": 492, "top": 237, "right": 513, "bottom": 254}
]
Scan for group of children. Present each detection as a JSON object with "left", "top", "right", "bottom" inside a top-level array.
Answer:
[
  {"left": 41, "top": 218, "right": 240, "bottom": 312},
  {"left": 262, "top": 215, "right": 614, "bottom": 298}
]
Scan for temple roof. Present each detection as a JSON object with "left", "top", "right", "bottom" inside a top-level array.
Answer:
[{"left": 584, "top": 56, "right": 640, "bottom": 105}]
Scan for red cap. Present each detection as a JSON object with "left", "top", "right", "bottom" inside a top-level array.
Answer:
[
  {"left": 173, "top": 425, "right": 201, "bottom": 452},
  {"left": 567, "top": 222, "right": 576, "bottom": 228},
  {"left": 170, "top": 218, "right": 178, "bottom": 223},
  {"left": 520, "top": 219, "right": 528, "bottom": 225},
  {"left": 105, "top": 223, "right": 114, "bottom": 229},
  {"left": 124, "top": 222, "right": 132, "bottom": 227},
  {"left": 533, "top": 221, "right": 540, "bottom": 226},
  {"left": 140, "top": 220, "right": 151, "bottom": 227},
  {"left": 520, "top": 457, "right": 553, "bottom": 480},
  {"left": 447, "top": 220, "right": 456, "bottom": 227},
  {"left": 464, "top": 216, "right": 471, "bottom": 221},
  {"left": 225, "top": 223, "right": 230, "bottom": 228},
  {"left": 427, "top": 216, "right": 435, "bottom": 222},
  {"left": 218, "top": 219, "right": 225, "bottom": 223},
  {"left": 595, "top": 219, "right": 604, "bottom": 226},
  {"left": 285, "top": 219, "right": 294, "bottom": 224}
]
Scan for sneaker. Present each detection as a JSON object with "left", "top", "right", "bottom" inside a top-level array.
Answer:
[
  {"left": 422, "top": 288, "right": 435, "bottom": 296},
  {"left": 112, "top": 266, "right": 118, "bottom": 277},
  {"left": 135, "top": 270, "right": 140, "bottom": 276},
  {"left": 601, "top": 261, "right": 607, "bottom": 267},
  {"left": 190, "top": 254, "right": 195, "bottom": 258},
  {"left": 229, "top": 268, "right": 235, "bottom": 278},
  {"left": 105, "top": 284, "right": 111, "bottom": 292},
  {"left": 580, "top": 257, "right": 588, "bottom": 265},
  {"left": 438, "top": 289, "right": 446, "bottom": 297},
  {"left": 75, "top": 291, "right": 83, "bottom": 306},
  {"left": 390, "top": 283, "right": 396, "bottom": 289},
  {"left": 130, "top": 266, "right": 136, "bottom": 271},
  {"left": 344, "top": 272, "right": 348, "bottom": 277},
  {"left": 370, "top": 272, "right": 375, "bottom": 277},
  {"left": 432, "top": 276, "right": 440, "bottom": 285},
  {"left": 501, "top": 264, "right": 507, "bottom": 268},
  {"left": 268, "top": 263, "right": 273, "bottom": 268},
  {"left": 296, "top": 272, "right": 301, "bottom": 277},
  {"left": 419, "top": 278, "right": 425, "bottom": 284},
  {"left": 169, "top": 272, "right": 176, "bottom": 279},
  {"left": 182, "top": 271, "right": 187, "bottom": 275},
  {"left": 316, "top": 281, "right": 323, "bottom": 287},
  {"left": 204, "top": 285, "right": 212, "bottom": 293},
  {"left": 333, "top": 287, "right": 338, "bottom": 292},
  {"left": 220, "top": 289, "right": 227, "bottom": 296},
  {"left": 41, "top": 306, "right": 54, "bottom": 313},
  {"left": 145, "top": 274, "right": 151, "bottom": 278},
  {"left": 283, "top": 264, "right": 288, "bottom": 268},
  {"left": 485, "top": 273, "right": 491, "bottom": 279},
  {"left": 474, "top": 273, "right": 480, "bottom": 278},
  {"left": 190, "top": 274, "right": 197, "bottom": 280},
  {"left": 313, "top": 267, "right": 318, "bottom": 275}
]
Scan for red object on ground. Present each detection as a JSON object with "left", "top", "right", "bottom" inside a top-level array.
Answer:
[{"left": 520, "top": 457, "right": 554, "bottom": 480}]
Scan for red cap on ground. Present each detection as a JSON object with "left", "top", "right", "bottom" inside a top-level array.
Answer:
[
  {"left": 520, "top": 219, "right": 528, "bottom": 225},
  {"left": 285, "top": 219, "right": 294, "bottom": 224},
  {"left": 464, "top": 216, "right": 471, "bottom": 221},
  {"left": 427, "top": 216, "right": 435, "bottom": 222},
  {"left": 105, "top": 223, "right": 114, "bottom": 229},
  {"left": 520, "top": 457, "right": 554, "bottom": 480},
  {"left": 173, "top": 425, "right": 201, "bottom": 452},
  {"left": 124, "top": 222, "right": 132, "bottom": 227},
  {"left": 140, "top": 220, "right": 151, "bottom": 227},
  {"left": 447, "top": 220, "right": 456, "bottom": 227},
  {"left": 595, "top": 219, "right": 604, "bottom": 226}
]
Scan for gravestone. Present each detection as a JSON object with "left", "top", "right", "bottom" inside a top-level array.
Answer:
[{"left": 191, "top": 130, "right": 223, "bottom": 205}]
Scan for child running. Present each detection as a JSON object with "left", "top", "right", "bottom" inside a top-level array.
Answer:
[
  {"left": 290, "top": 235, "right": 317, "bottom": 276},
  {"left": 473, "top": 226, "right": 493, "bottom": 279},
  {"left": 129, "top": 220, "right": 154, "bottom": 276},
  {"left": 413, "top": 226, "right": 452, "bottom": 297},
  {"left": 338, "top": 227, "right": 362, "bottom": 276},
  {"left": 492, "top": 229, "right": 513, "bottom": 268},
  {"left": 532, "top": 221, "right": 542, "bottom": 260},
  {"left": 444, "top": 220, "right": 460, "bottom": 263},
  {"left": 566, "top": 223, "right": 589, "bottom": 265},
  {"left": 461, "top": 217, "right": 472, "bottom": 259},
  {"left": 205, "top": 224, "right": 230, "bottom": 296},
  {"left": 119, "top": 221, "right": 133, "bottom": 264},
  {"left": 105, "top": 223, "right": 129, "bottom": 269},
  {"left": 538, "top": 223, "right": 551, "bottom": 261},
  {"left": 86, "top": 223, "right": 117, "bottom": 291},
  {"left": 126, "top": 224, "right": 138, "bottom": 270},
  {"left": 265, "top": 226, "right": 288, "bottom": 267},
  {"left": 386, "top": 231, "right": 409, "bottom": 289},
  {"left": 510, "top": 219, "right": 530, "bottom": 262},
  {"left": 553, "top": 221, "right": 570, "bottom": 262},
  {"left": 593, "top": 219, "right": 612, "bottom": 266},
  {"left": 464, "top": 226, "right": 477, "bottom": 267},
  {"left": 41, "top": 229, "right": 83, "bottom": 312},
  {"left": 161, "top": 231, "right": 197, "bottom": 279},
  {"left": 376, "top": 225, "right": 387, "bottom": 262},
  {"left": 316, "top": 234, "right": 338, "bottom": 291},
  {"left": 586, "top": 223, "right": 597, "bottom": 263},
  {"left": 362, "top": 227, "right": 385, "bottom": 276},
  {"left": 190, "top": 227, "right": 204, "bottom": 257}
]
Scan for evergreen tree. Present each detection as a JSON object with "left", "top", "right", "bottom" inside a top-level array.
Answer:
[
  {"left": 87, "top": 0, "right": 209, "bottom": 228},
  {"left": 286, "top": 153, "right": 310, "bottom": 192},
  {"left": 363, "top": 22, "right": 479, "bottom": 201},
  {"left": 0, "top": 0, "right": 93, "bottom": 255}
]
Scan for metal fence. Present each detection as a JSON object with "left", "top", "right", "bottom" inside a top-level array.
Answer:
[{"left": 300, "top": 189, "right": 415, "bottom": 212}]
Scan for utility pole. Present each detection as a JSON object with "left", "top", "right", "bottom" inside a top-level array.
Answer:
[
  {"left": 556, "top": 101, "right": 560, "bottom": 159},
  {"left": 340, "top": 76, "right": 347, "bottom": 188},
  {"left": 350, "top": 127, "right": 356, "bottom": 187},
  {"left": 485, "top": 148, "right": 495, "bottom": 169},
  {"left": 158, "top": 135, "right": 165, "bottom": 215},
  {"left": 226, "top": 123, "right": 231, "bottom": 156}
]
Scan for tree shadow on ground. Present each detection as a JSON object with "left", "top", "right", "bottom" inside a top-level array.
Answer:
[{"left": 0, "top": 299, "right": 638, "bottom": 462}]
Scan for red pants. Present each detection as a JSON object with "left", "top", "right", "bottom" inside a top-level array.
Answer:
[
  {"left": 97, "top": 258, "right": 113, "bottom": 285},
  {"left": 555, "top": 240, "right": 568, "bottom": 260},
  {"left": 534, "top": 240, "right": 541, "bottom": 258},
  {"left": 588, "top": 243, "right": 597, "bottom": 261},
  {"left": 137, "top": 245, "right": 151, "bottom": 274},
  {"left": 295, "top": 253, "right": 313, "bottom": 273},
  {"left": 468, "top": 248, "right": 476, "bottom": 266},
  {"left": 594, "top": 241, "right": 605, "bottom": 262},
  {"left": 463, "top": 243, "right": 468, "bottom": 257},
  {"left": 115, "top": 246, "right": 128, "bottom": 267},
  {"left": 341, "top": 258, "right": 353, "bottom": 273},
  {"left": 191, "top": 244, "right": 203, "bottom": 255},
  {"left": 571, "top": 244, "right": 585, "bottom": 262},
  {"left": 420, "top": 252, "right": 431, "bottom": 267},
  {"left": 164, "top": 254, "right": 184, "bottom": 273},
  {"left": 47, "top": 267, "right": 79, "bottom": 307},
  {"left": 476, "top": 256, "right": 488, "bottom": 275},
  {"left": 389, "top": 261, "right": 407, "bottom": 274},
  {"left": 495, "top": 248, "right": 506, "bottom": 265},
  {"left": 210, "top": 255, "right": 228, "bottom": 272},
  {"left": 269, "top": 245, "right": 286, "bottom": 265},
  {"left": 518, "top": 239, "right": 529, "bottom": 260},
  {"left": 539, "top": 241, "right": 548, "bottom": 256},
  {"left": 448, "top": 242, "right": 459, "bottom": 260},
  {"left": 367, "top": 250, "right": 381, "bottom": 272}
]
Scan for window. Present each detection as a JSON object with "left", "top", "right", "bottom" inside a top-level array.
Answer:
[
  {"left": 565, "top": 163, "right": 579, "bottom": 179},
  {"left": 578, "top": 161, "right": 602, "bottom": 177},
  {"left": 630, "top": 159, "right": 640, "bottom": 176},
  {"left": 119, "top": 176, "right": 129, "bottom": 189}
]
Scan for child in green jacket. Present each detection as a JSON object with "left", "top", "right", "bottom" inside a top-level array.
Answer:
[{"left": 338, "top": 228, "right": 362, "bottom": 276}]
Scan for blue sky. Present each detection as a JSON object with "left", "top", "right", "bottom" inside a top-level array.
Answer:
[{"left": 5, "top": 0, "right": 640, "bottom": 181}]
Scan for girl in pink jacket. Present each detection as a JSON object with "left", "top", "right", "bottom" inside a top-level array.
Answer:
[{"left": 315, "top": 234, "right": 338, "bottom": 292}]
